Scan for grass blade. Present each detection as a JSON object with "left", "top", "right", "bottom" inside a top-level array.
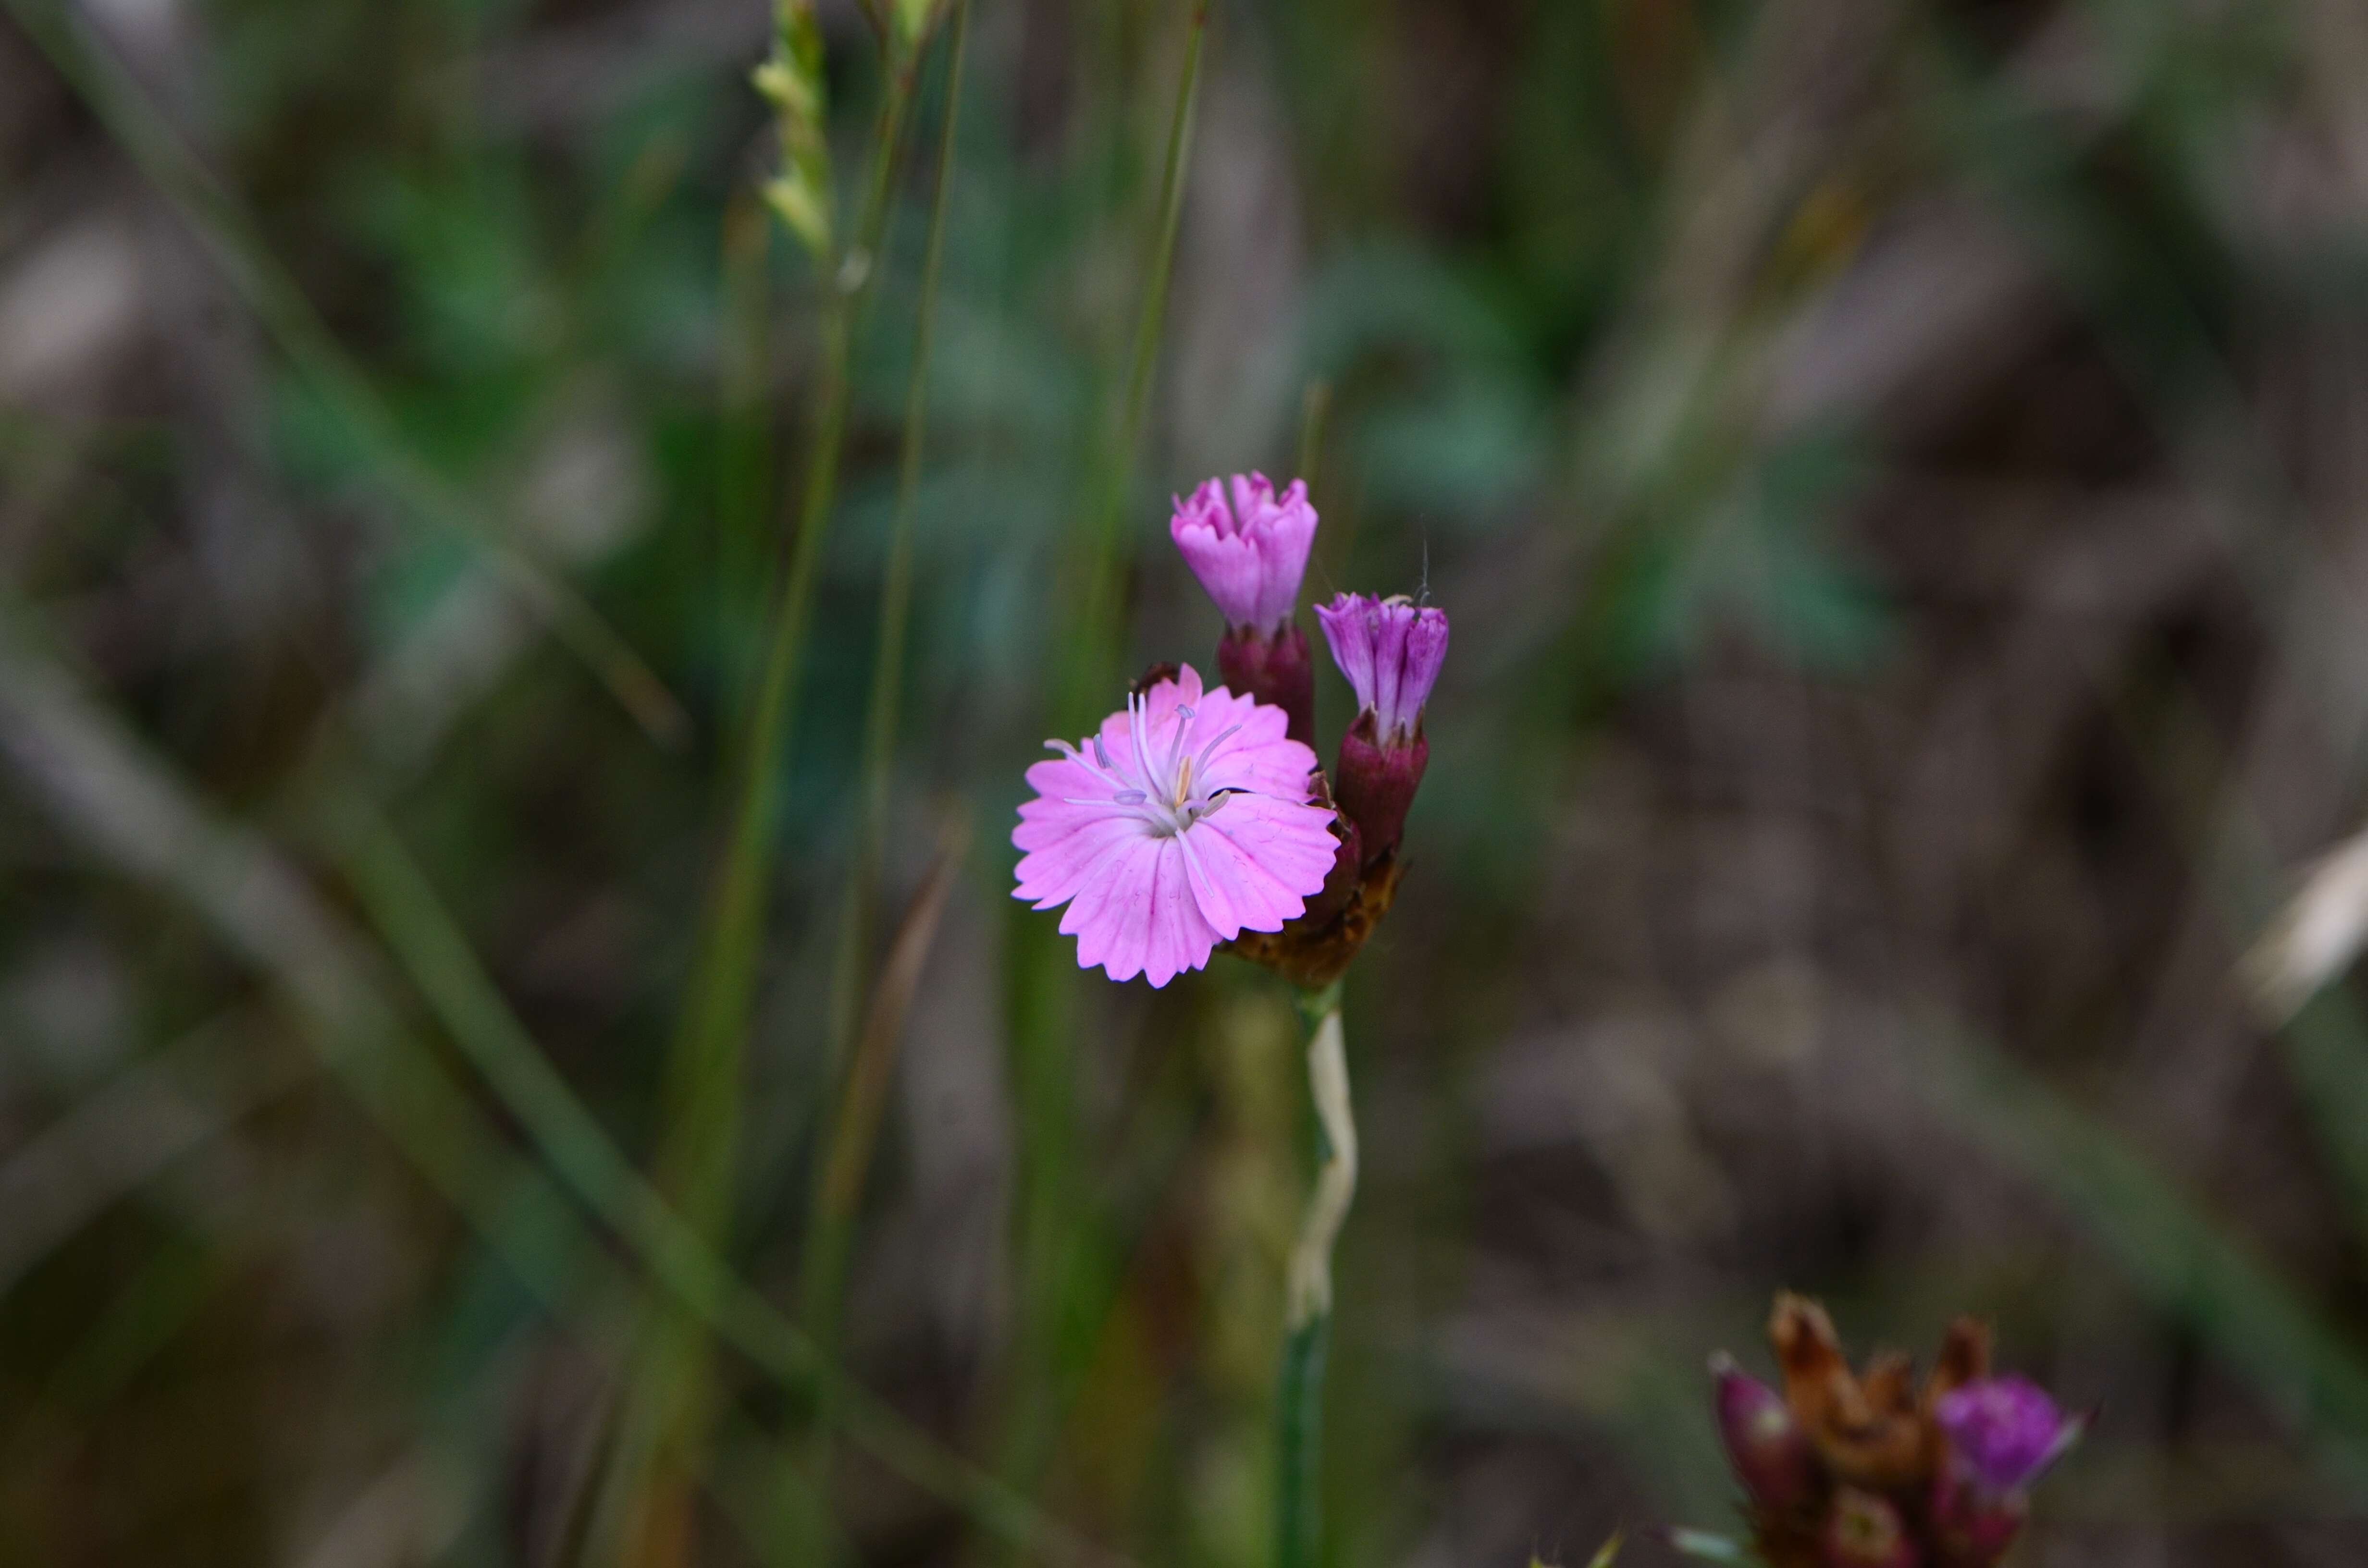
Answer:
[
  {"left": 825, "top": 0, "right": 973, "bottom": 1111},
  {"left": 0, "top": 599, "right": 1129, "bottom": 1566},
  {"left": 616, "top": 30, "right": 925, "bottom": 1553}
]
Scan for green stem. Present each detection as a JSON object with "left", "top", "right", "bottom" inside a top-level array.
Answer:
[
  {"left": 1055, "top": 2, "right": 1208, "bottom": 729},
  {"left": 1275, "top": 1316, "right": 1330, "bottom": 1568},
  {"left": 1297, "top": 379, "right": 1332, "bottom": 495},
  {"left": 800, "top": 4, "right": 972, "bottom": 1538},
  {"left": 653, "top": 18, "right": 915, "bottom": 1295},
  {"left": 1278, "top": 984, "right": 1351, "bottom": 1568}
]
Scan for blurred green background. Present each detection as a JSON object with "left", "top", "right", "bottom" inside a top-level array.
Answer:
[{"left": 6, "top": 0, "right": 2368, "bottom": 1563}]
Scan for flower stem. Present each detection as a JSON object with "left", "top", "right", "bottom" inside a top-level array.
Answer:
[{"left": 1279, "top": 983, "right": 1353, "bottom": 1568}]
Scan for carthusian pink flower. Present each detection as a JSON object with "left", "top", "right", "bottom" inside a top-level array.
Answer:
[
  {"left": 1932, "top": 1376, "right": 2082, "bottom": 1497},
  {"left": 1930, "top": 1375, "right": 2085, "bottom": 1563},
  {"left": 1315, "top": 592, "right": 1448, "bottom": 743},
  {"left": 1172, "top": 474, "right": 1320, "bottom": 744},
  {"left": 1314, "top": 592, "right": 1449, "bottom": 867},
  {"left": 1012, "top": 666, "right": 1340, "bottom": 987},
  {"left": 1171, "top": 473, "right": 1317, "bottom": 636}
]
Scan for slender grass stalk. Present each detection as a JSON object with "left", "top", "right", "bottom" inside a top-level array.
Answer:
[
  {"left": 998, "top": 6, "right": 1209, "bottom": 1531},
  {"left": 1298, "top": 380, "right": 1332, "bottom": 496},
  {"left": 814, "top": 0, "right": 973, "bottom": 1258},
  {"left": 656, "top": 61, "right": 916, "bottom": 1243},
  {"left": 311, "top": 792, "right": 1123, "bottom": 1560},
  {"left": 617, "top": 41, "right": 924, "bottom": 1555},
  {"left": 795, "top": 19, "right": 972, "bottom": 1544},
  {"left": 0, "top": 0, "right": 688, "bottom": 747},
  {"left": 0, "top": 599, "right": 1130, "bottom": 1564},
  {"left": 718, "top": 188, "right": 777, "bottom": 678},
  {"left": 1056, "top": 4, "right": 1209, "bottom": 728},
  {"left": 1278, "top": 982, "right": 1352, "bottom": 1568}
]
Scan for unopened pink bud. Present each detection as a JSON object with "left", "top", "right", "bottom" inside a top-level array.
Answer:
[
  {"left": 1932, "top": 1376, "right": 2082, "bottom": 1495},
  {"left": 1822, "top": 1488, "right": 1919, "bottom": 1568},
  {"left": 1170, "top": 473, "right": 1317, "bottom": 637},
  {"left": 1332, "top": 712, "right": 1426, "bottom": 867},
  {"left": 1216, "top": 623, "right": 1315, "bottom": 747},
  {"left": 1713, "top": 1353, "right": 1815, "bottom": 1513},
  {"left": 1314, "top": 592, "right": 1447, "bottom": 746}
]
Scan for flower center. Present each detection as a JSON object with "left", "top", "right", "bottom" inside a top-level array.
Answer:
[{"left": 1050, "top": 693, "right": 1243, "bottom": 838}]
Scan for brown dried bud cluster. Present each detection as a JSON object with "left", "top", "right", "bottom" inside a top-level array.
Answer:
[
  {"left": 1711, "top": 1294, "right": 2082, "bottom": 1568},
  {"left": 1224, "top": 763, "right": 1405, "bottom": 989}
]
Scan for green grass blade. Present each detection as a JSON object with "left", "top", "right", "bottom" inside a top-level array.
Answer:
[
  {"left": 0, "top": 601, "right": 1129, "bottom": 1566},
  {"left": 613, "top": 40, "right": 925, "bottom": 1552},
  {"left": 1055, "top": 0, "right": 1208, "bottom": 728},
  {"left": 823, "top": 0, "right": 973, "bottom": 1111},
  {"left": 796, "top": 26, "right": 974, "bottom": 1535}
]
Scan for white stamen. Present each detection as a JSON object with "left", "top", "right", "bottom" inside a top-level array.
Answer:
[{"left": 1044, "top": 688, "right": 1245, "bottom": 839}]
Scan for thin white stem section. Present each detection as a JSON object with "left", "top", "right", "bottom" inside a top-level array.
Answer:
[{"left": 1285, "top": 1006, "right": 1357, "bottom": 1329}]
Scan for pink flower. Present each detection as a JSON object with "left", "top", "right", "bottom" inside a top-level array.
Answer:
[
  {"left": 1315, "top": 592, "right": 1449, "bottom": 866},
  {"left": 1013, "top": 666, "right": 1341, "bottom": 986},
  {"left": 1933, "top": 1377, "right": 2084, "bottom": 1496},
  {"left": 1314, "top": 592, "right": 1449, "bottom": 744},
  {"left": 1169, "top": 473, "right": 1318, "bottom": 635}
]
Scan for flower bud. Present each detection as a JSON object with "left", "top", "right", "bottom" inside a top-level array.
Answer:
[
  {"left": 1929, "top": 1468, "right": 2027, "bottom": 1566},
  {"left": 1822, "top": 1488, "right": 1919, "bottom": 1568},
  {"left": 1331, "top": 715, "right": 1426, "bottom": 868},
  {"left": 1713, "top": 1352, "right": 1815, "bottom": 1513},
  {"left": 1929, "top": 1376, "right": 2084, "bottom": 1566},
  {"left": 1316, "top": 593, "right": 1448, "bottom": 864},
  {"left": 1216, "top": 622, "right": 1315, "bottom": 747},
  {"left": 1170, "top": 473, "right": 1318, "bottom": 638},
  {"left": 1931, "top": 1376, "right": 2082, "bottom": 1497},
  {"left": 1315, "top": 592, "right": 1448, "bottom": 745}
]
